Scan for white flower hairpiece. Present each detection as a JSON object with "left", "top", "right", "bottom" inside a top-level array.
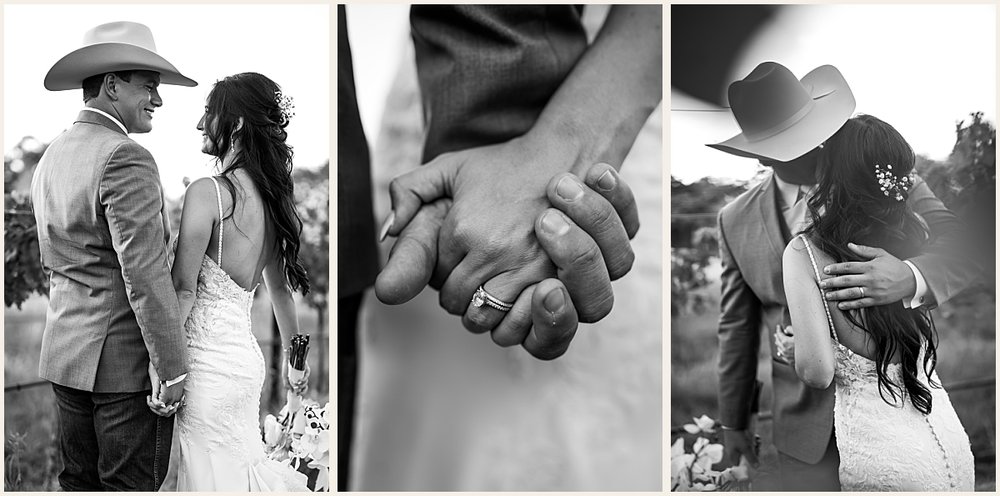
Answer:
[
  {"left": 275, "top": 90, "right": 295, "bottom": 126},
  {"left": 874, "top": 163, "right": 915, "bottom": 202}
]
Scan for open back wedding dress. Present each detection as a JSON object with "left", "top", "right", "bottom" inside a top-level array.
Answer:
[
  {"left": 160, "top": 177, "right": 307, "bottom": 491},
  {"left": 800, "top": 235, "right": 973, "bottom": 491}
]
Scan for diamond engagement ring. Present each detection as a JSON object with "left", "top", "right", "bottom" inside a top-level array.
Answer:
[{"left": 471, "top": 286, "right": 514, "bottom": 312}]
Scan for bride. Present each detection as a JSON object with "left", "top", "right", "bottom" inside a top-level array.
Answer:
[
  {"left": 153, "top": 72, "right": 311, "bottom": 491},
  {"left": 783, "top": 114, "right": 974, "bottom": 490}
]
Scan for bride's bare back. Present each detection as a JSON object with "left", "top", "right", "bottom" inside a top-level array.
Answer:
[{"left": 207, "top": 169, "right": 274, "bottom": 291}]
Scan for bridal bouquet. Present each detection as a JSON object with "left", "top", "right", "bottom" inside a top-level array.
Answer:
[
  {"left": 671, "top": 415, "right": 752, "bottom": 491},
  {"left": 262, "top": 334, "right": 330, "bottom": 491}
]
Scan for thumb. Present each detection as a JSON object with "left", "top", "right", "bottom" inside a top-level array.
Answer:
[
  {"left": 375, "top": 199, "right": 450, "bottom": 305},
  {"left": 847, "top": 242, "right": 885, "bottom": 260},
  {"left": 384, "top": 155, "right": 459, "bottom": 239}
]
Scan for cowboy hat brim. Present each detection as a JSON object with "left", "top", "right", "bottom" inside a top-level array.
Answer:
[
  {"left": 707, "top": 65, "right": 855, "bottom": 162},
  {"left": 44, "top": 42, "right": 197, "bottom": 91}
]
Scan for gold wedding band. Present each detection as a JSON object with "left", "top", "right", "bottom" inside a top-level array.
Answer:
[{"left": 859, "top": 287, "right": 865, "bottom": 298}]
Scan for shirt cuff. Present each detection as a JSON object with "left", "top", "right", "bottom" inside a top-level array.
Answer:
[
  {"left": 161, "top": 373, "right": 187, "bottom": 388},
  {"left": 902, "top": 260, "right": 929, "bottom": 309}
]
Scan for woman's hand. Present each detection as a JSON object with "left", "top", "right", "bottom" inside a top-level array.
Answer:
[
  {"left": 378, "top": 155, "right": 639, "bottom": 358},
  {"left": 283, "top": 351, "right": 310, "bottom": 396}
]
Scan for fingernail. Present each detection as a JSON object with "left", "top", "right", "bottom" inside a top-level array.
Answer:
[
  {"left": 543, "top": 288, "right": 565, "bottom": 313},
  {"left": 540, "top": 211, "right": 570, "bottom": 236},
  {"left": 378, "top": 211, "right": 395, "bottom": 242},
  {"left": 823, "top": 267, "right": 830, "bottom": 274},
  {"left": 555, "top": 176, "right": 584, "bottom": 201},
  {"left": 597, "top": 169, "right": 617, "bottom": 191},
  {"left": 825, "top": 292, "right": 833, "bottom": 299}
]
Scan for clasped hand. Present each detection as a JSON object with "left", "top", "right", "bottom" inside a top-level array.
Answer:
[
  {"left": 146, "top": 362, "right": 185, "bottom": 417},
  {"left": 376, "top": 135, "right": 639, "bottom": 359}
]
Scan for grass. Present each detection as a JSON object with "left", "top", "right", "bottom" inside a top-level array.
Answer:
[
  {"left": 4, "top": 293, "right": 328, "bottom": 491},
  {"left": 672, "top": 276, "right": 996, "bottom": 491}
]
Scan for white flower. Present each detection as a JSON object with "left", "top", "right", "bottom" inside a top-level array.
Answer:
[
  {"left": 671, "top": 437, "right": 686, "bottom": 458},
  {"left": 263, "top": 414, "right": 282, "bottom": 449},
  {"left": 683, "top": 414, "right": 717, "bottom": 434},
  {"left": 730, "top": 463, "right": 750, "bottom": 481},
  {"left": 692, "top": 481, "right": 717, "bottom": 491}
]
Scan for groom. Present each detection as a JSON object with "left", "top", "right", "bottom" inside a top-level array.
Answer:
[
  {"left": 31, "top": 21, "right": 196, "bottom": 490},
  {"left": 709, "top": 62, "right": 976, "bottom": 490}
]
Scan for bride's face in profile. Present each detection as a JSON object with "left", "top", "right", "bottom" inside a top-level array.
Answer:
[{"left": 197, "top": 107, "right": 221, "bottom": 156}]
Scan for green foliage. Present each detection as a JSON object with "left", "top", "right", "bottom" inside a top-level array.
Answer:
[
  {"left": 916, "top": 112, "right": 996, "bottom": 288},
  {"left": 5, "top": 137, "right": 49, "bottom": 309},
  {"left": 671, "top": 177, "right": 747, "bottom": 314},
  {"left": 293, "top": 160, "right": 330, "bottom": 312},
  {"left": 5, "top": 192, "right": 48, "bottom": 309}
]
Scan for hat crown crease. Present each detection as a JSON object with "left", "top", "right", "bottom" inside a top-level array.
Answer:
[
  {"left": 83, "top": 22, "right": 158, "bottom": 52},
  {"left": 729, "top": 63, "right": 815, "bottom": 141}
]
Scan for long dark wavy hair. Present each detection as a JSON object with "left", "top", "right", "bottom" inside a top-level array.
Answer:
[
  {"left": 204, "top": 72, "right": 309, "bottom": 294},
  {"left": 803, "top": 114, "right": 937, "bottom": 414}
]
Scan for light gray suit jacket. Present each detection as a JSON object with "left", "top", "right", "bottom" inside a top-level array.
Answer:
[
  {"left": 30, "top": 110, "right": 186, "bottom": 393},
  {"left": 717, "top": 172, "right": 976, "bottom": 463}
]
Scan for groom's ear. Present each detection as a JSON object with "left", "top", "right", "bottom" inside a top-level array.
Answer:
[{"left": 103, "top": 73, "right": 119, "bottom": 101}]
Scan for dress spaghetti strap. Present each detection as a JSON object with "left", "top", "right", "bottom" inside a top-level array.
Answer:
[
  {"left": 798, "top": 235, "right": 839, "bottom": 342},
  {"left": 208, "top": 176, "right": 224, "bottom": 267}
]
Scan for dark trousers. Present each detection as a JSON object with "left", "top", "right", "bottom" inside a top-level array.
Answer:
[
  {"left": 51, "top": 383, "right": 172, "bottom": 491},
  {"left": 338, "top": 293, "right": 363, "bottom": 491},
  {"left": 777, "top": 430, "right": 841, "bottom": 491}
]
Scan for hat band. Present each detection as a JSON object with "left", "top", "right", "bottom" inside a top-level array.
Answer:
[{"left": 744, "top": 99, "right": 816, "bottom": 142}]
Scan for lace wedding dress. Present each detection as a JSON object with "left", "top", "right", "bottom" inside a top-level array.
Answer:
[
  {"left": 800, "top": 236, "right": 974, "bottom": 491},
  {"left": 160, "top": 177, "right": 308, "bottom": 491}
]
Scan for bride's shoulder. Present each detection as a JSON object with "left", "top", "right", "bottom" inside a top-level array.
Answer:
[
  {"left": 783, "top": 235, "right": 808, "bottom": 257},
  {"left": 181, "top": 177, "right": 226, "bottom": 212},
  {"left": 782, "top": 235, "right": 815, "bottom": 275}
]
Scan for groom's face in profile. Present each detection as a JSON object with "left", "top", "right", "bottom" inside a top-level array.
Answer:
[{"left": 114, "top": 70, "right": 162, "bottom": 134}]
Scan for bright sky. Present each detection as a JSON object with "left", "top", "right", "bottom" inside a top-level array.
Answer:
[
  {"left": 3, "top": 4, "right": 329, "bottom": 199},
  {"left": 671, "top": 4, "right": 996, "bottom": 184}
]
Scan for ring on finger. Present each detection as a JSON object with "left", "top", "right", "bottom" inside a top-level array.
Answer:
[
  {"left": 471, "top": 286, "right": 514, "bottom": 312},
  {"left": 859, "top": 287, "right": 865, "bottom": 298}
]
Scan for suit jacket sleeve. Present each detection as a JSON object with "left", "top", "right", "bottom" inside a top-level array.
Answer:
[
  {"left": 99, "top": 142, "right": 187, "bottom": 382},
  {"left": 716, "top": 209, "right": 762, "bottom": 430},
  {"left": 906, "top": 175, "right": 980, "bottom": 307}
]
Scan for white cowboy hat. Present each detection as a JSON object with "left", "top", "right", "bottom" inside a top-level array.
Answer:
[
  {"left": 707, "top": 62, "right": 855, "bottom": 162},
  {"left": 44, "top": 21, "right": 197, "bottom": 91}
]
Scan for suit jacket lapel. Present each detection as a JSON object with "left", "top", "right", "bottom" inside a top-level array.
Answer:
[{"left": 757, "top": 173, "right": 787, "bottom": 268}]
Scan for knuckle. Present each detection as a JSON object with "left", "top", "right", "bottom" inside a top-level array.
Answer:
[
  {"left": 569, "top": 243, "right": 603, "bottom": 270},
  {"left": 527, "top": 341, "right": 569, "bottom": 361},
  {"left": 578, "top": 292, "right": 614, "bottom": 323},
  {"left": 439, "top": 292, "right": 467, "bottom": 316},
  {"left": 463, "top": 312, "right": 493, "bottom": 334},
  {"left": 388, "top": 177, "right": 406, "bottom": 200},
  {"left": 608, "top": 247, "right": 635, "bottom": 281}
]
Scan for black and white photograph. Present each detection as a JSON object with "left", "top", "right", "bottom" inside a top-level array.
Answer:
[
  {"left": 670, "top": 3, "right": 995, "bottom": 491},
  {"left": 339, "top": 4, "right": 662, "bottom": 491},
  {"left": 3, "top": 4, "right": 330, "bottom": 491}
]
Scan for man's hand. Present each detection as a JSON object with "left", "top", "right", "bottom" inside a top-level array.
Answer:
[
  {"left": 382, "top": 134, "right": 578, "bottom": 322},
  {"left": 147, "top": 376, "right": 184, "bottom": 417},
  {"left": 722, "top": 429, "right": 759, "bottom": 468},
  {"left": 774, "top": 324, "right": 794, "bottom": 366},
  {"left": 376, "top": 160, "right": 639, "bottom": 359},
  {"left": 820, "top": 242, "right": 916, "bottom": 310}
]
